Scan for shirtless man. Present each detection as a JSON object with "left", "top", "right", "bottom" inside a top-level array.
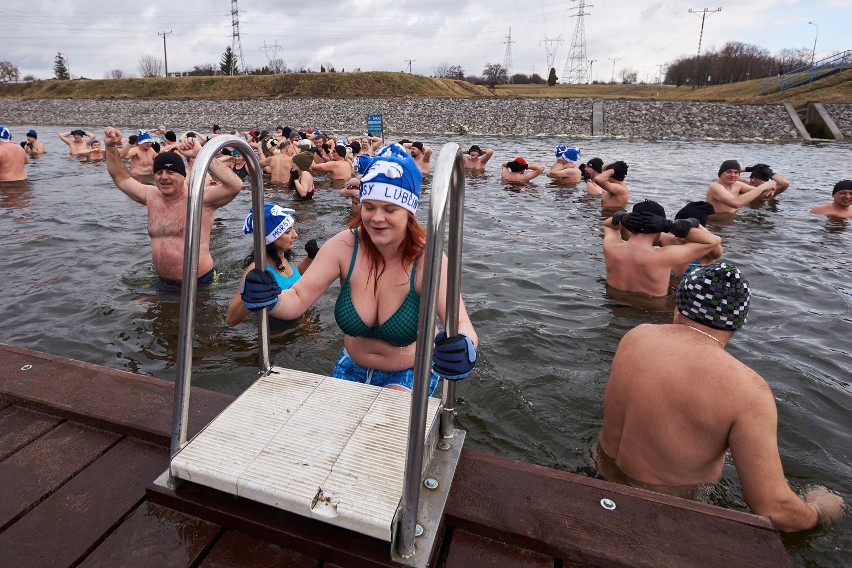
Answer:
[
  {"left": 547, "top": 145, "right": 582, "bottom": 184},
  {"left": 581, "top": 157, "right": 604, "bottom": 195},
  {"left": 597, "top": 262, "right": 845, "bottom": 531},
  {"left": 706, "top": 160, "right": 777, "bottom": 214},
  {"left": 463, "top": 144, "right": 494, "bottom": 171},
  {"left": 312, "top": 144, "right": 354, "bottom": 181},
  {"left": 104, "top": 126, "right": 243, "bottom": 284},
  {"left": 23, "top": 130, "right": 46, "bottom": 155},
  {"left": 0, "top": 126, "right": 29, "bottom": 181},
  {"left": 810, "top": 180, "right": 852, "bottom": 218},
  {"left": 501, "top": 157, "right": 544, "bottom": 183},
  {"left": 404, "top": 141, "right": 432, "bottom": 175},
  {"left": 59, "top": 129, "right": 95, "bottom": 155},
  {"left": 125, "top": 131, "right": 158, "bottom": 176},
  {"left": 85, "top": 140, "right": 105, "bottom": 161},
  {"left": 602, "top": 200, "right": 721, "bottom": 297},
  {"left": 260, "top": 140, "right": 296, "bottom": 185},
  {"left": 593, "top": 161, "right": 629, "bottom": 209}
]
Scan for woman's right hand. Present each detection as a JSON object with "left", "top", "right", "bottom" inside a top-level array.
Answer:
[{"left": 241, "top": 269, "right": 281, "bottom": 311}]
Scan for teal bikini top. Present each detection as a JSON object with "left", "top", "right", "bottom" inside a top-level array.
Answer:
[
  {"left": 268, "top": 261, "right": 300, "bottom": 290},
  {"left": 334, "top": 229, "right": 421, "bottom": 347}
]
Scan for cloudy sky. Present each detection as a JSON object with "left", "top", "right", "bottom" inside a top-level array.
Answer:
[{"left": 4, "top": 0, "right": 848, "bottom": 83}]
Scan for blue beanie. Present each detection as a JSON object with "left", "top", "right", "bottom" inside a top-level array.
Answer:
[
  {"left": 0, "top": 126, "right": 10, "bottom": 142},
  {"left": 137, "top": 130, "right": 154, "bottom": 145},
  {"left": 564, "top": 147, "right": 581, "bottom": 162},
  {"left": 555, "top": 144, "right": 567, "bottom": 158},
  {"left": 243, "top": 203, "right": 296, "bottom": 244},
  {"left": 359, "top": 143, "right": 422, "bottom": 214}
]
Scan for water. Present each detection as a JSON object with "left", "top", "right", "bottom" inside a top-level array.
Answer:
[{"left": 1, "top": 125, "right": 850, "bottom": 566}]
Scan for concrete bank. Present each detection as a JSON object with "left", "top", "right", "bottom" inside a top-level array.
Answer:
[{"left": 2, "top": 97, "right": 849, "bottom": 141}]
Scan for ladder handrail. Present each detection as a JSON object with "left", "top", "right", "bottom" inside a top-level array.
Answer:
[
  {"left": 169, "top": 135, "right": 270, "bottom": 466},
  {"left": 396, "top": 143, "right": 466, "bottom": 559}
]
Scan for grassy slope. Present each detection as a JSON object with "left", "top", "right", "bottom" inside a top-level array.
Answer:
[{"left": 1, "top": 70, "right": 849, "bottom": 107}]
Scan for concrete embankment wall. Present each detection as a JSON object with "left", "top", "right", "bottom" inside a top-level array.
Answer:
[{"left": 2, "top": 98, "right": 850, "bottom": 142}]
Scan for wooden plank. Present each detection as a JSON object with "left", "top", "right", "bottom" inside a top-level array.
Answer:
[
  {"left": 444, "top": 529, "right": 553, "bottom": 568},
  {"left": 0, "top": 437, "right": 168, "bottom": 568},
  {"left": 78, "top": 502, "right": 220, "bottom": 568},
  {"left": 0, "top": 421, "right": 119, "bottom": 531},
  {"left": 445, "top": 449, "right": 792, "bottom": 568},
  {"left": 148, "top": 481, "right": 400, "bottom": 568},
  {"left": 0, "top": 343, "right": 234, "bottom": 446},
  {"left": 0, "top": 405, "right": 61, "bottom": 461},
  {"left": 199, "top": 529, "right": 321, "bottom": 568}
]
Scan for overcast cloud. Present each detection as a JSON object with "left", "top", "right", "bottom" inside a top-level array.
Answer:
[{"left": 4, "top": 0, "right": 848, "bottom": 83}]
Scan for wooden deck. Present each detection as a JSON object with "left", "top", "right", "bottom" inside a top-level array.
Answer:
[{"left": 0, "top": 343, "right": 792, "bottom": 567}]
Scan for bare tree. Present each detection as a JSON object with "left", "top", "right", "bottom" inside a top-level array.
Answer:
[
  {"left": 0, "top": 61, "right": 20, "bottom": 82},
  {"left": 138, "top": 55, "right": 163, "bottom": 78},
  {"left": 482, "top": 63, "right": 508, "bottom": 87},
  {"left": 269, "top": 58, "right": 287, "bottom": 74},
  {"left": 621, "top": 69, "right": 638, "bottom": 84},
  {"left": 108, "top": 69, "right": 125, "bottom": 79}
]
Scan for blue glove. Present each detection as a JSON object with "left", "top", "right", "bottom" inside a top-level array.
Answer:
[
  {"left": 432, "top": 332, "right": 476, "bottom": 380},
  {"left": 240, "top": 268, "right": 281, "bottom": 311}
]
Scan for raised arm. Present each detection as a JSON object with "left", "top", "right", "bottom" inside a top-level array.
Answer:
[
  {"left": 104, "top": 127, "right": 150, "bottom": 204},
  {"left": 58, "top": 131, "right": 73, "bottom": 146},
  {"left": 729, "top": 376, "right": 845, "bottom": 531},
  {"left": 177, "top": 138, "right": 243, "bottom": 207},
  {"left": 708, "top": 181, "right": 775, "bottom": 208},
  {"left": 524, "top": 163, "right": 545, "bottom": 180},
  {"left": 594, "top": 169, "right": 628, "bottom": 201}
]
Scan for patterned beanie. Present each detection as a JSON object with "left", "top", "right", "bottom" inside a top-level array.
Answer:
[{"left": 677, "top": 262, "right": 750, "bottom": 331}]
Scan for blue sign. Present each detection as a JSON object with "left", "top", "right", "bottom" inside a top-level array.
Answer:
[{"left": 366, "top": 114, "right": 383, "bottom": 134}]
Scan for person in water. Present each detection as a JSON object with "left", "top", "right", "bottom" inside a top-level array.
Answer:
[
  {"left": 0, "top": 126, "right": 28, "bottom": 182},
  {"left": 241, "top": 143, "right": 478, "bottom": 395},
  {"left": 809, "top": 180, "right": 852, "bottom": 219},
  {"left": 596, "top": 262, "right": 845, "bottom": 532},
  {"left": 593, "top": 161, "right": 629, "bottom": 209},
  {"left": 501, "top": 157, "right": 544, "bottom": 183},
  {"left": 463, "top": 144, "right": 494, "bottom": 171},
  {"left": 706, "top": 160, "right": 778, "bottom": 214},
  {"left": 546, "top": 145, "right": 582, "bottom": 185},
  {"left": 226, "top": 204, "right": 318, "bottom": 326},
  {"left": 602, "top": 200, "right": 721, "bottom": 297},
  {"left": 291, "top": 151, "right": 315, "bottom": 199},
  {"left": 657, "top": 201, "right": 723, "bottom": 280},
  {"left": 104, "top": 127, "right": 243, "bottom": 285}
]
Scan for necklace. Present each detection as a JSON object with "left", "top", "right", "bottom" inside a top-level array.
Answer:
[{"left": 685, "top": 325, "right": 724, "bottom": 348}]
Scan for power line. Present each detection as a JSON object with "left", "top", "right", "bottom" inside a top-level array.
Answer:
[
  {"left": 404, "top": 59, "right": 415, "bottom": 74},
  {"left": 158, "top": 31, "right": 172, "bottom": 77},
  {"left": 259, "top": 41, "right": 283, "bottom": 68},
  {"left": 503, "top": 27, "right": 515, "bottom": 82},
  {"left": 688, "top": 7, "right": 722, "bottom": 57},
  {"left": 563, "top": 0, "right": 592, "bottom": 84},
  {"left": 230, "top": 0, "right": 246, "bottom": 74},
  {"left": 608, "top": 57, "right": 622, "bottom": 83},
  {"left": 540, "top": 36, "right": 564, "bottom": 74}
]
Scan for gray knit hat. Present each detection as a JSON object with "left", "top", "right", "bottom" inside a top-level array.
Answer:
[{"left": 676, "top": 262, "right": 750, "bottom": 331}]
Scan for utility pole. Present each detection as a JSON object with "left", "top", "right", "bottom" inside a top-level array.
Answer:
[
  {"left": 503, "top": 27, "right": 515, "bottom": 82},
  {"left": 588, "top": 59, "right": 596, "bottom": 84},
  {"left": 405, "top": 59, "right": 415, "bottom": 74},
  {"left": 608, "top": 57, "right": 622, "bottom": 83},
  {"left": 563, "top": 0, "right": 592, "bottom": 84},
  {"left": 657, "top": 64, "right": 665, "bottom": 83},
  {"left": 540, "top": 36, "right": 564, "bottom": 76},
  {"left": 158, "top": 31, "right": 172, "bottom": 76},
  {"left": 688, "top": 8, "right": 721, "bottom": 57}
]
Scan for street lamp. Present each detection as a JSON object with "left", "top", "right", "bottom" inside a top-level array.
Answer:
[{"left": 808, "top": 21, "right": 819, "bottom": 66}]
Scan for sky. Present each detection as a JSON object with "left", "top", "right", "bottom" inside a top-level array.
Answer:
[{"left": 3, "top": 0, "right": 848, "bottom": 84}]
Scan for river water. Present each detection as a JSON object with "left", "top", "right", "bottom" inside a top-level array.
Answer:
[{"left": 1, "top": 125, "right": 849, "bottom": 566}]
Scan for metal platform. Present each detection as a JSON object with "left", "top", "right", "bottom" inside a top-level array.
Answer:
[{"left": 170, "top": 366, "right": 442, "bottom": 542}]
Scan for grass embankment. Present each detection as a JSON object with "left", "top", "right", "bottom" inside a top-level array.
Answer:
[{"left": 1, "top": 69, "right": 850, "bottom": 107}]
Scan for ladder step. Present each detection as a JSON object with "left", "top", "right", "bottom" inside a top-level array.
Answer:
[{"left": 171, "top": 366, "right": 441, "bottom": 541}]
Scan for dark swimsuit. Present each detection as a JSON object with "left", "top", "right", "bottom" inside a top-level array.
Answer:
[{"left": 334, "top": 229, "right": 420, "bottom": 347}]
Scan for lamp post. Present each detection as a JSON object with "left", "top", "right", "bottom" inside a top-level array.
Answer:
[{"left": 807, "top": 21, "right": 819, "bottom": 66}]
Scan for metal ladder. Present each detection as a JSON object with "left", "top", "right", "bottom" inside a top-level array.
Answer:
[{"left": 159, "top": 135, "right": 468, "bottom": 565}]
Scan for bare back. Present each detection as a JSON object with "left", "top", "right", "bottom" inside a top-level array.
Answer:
[
  {"left": 0, "top": 142, "right": 28, "bottom": 181},
  {"left": 599, "top": 323, "right": 763, "bottom": 486}
]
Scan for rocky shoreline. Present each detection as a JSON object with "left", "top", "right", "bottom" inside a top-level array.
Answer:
[{"left": 2, "top": 97, "right": 850, "bottom": 141}]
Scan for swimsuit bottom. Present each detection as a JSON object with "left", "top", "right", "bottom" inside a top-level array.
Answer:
[
  {"left": 332, "top": 348, "right": 438, "bottom": 396},
  {"left": 153, "top": 268, "right": 216, "bottom": 292}
]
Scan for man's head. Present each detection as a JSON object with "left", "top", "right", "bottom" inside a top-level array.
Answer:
[
  {"left": 26, "top": 130, "right": 38, "bottom": 142},
  {"left": 676, "top": 261, "right": 750, "bottom": 332},
  {"left": 555, "top": 145, "right": 580, "bottom": 163},
  {"left": 153, "top": 151, "right": 187, "bottom": 188},
  {"left": 359, "top": 143, "right": 422, "bottom": 214},
  {"left": 0, "top": 126, "right": 11, "bottom": 143},
  {"left": 136, "top": 130, "right": 155, "bottom": 148},
  {"left": 468, "top": 144, "right": 483, "bottom": 158},
  {"left": 409, "top": 141, "right": 424, "bottom": 158},
  {"left": 832, "top": 179, "right": 852, "bottom": 208},
  {"left": 349, "top": 140, "right": 362, "bottom": 155},
  {"left": 718, "top": 160, "right": 741, "bottom": 180},
  {"left": 676, "top": 201, "right": 715, "bottom": 226},
  {"left": 632, "top": 199, "right": 665, "bottom": 218},
  {"left": 71, "top": 129, "right": 85, "bottom": 141},
  {"left": 586, "top": 157, "right": 604, "bottom": 174},
  {"left": 506, "top": 157, "right": 528, "bottom": 173},
  {"left": 212, "top": 124, "right": 221, "bottom": 134},
  {"left": 90, "top": 140, "right": 102, "bottom": 150},
  {"left": 164, "top": 130, "right": 177, "bottom": 143}
]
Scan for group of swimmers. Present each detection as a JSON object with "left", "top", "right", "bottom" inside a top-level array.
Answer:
[{"left": 4, "top": 121, "right": 848, "bottom": 532}]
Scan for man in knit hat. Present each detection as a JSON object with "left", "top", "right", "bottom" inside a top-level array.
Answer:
[
  {"left": 809, "top": 180, "right": 852, "bottom": 218},
  {"left": 706, "top": 159, "right": 778, "bottom": 214},
  {"left": 0, "top": 126, "right": 29, "bottom": 181},
  {"left": 596, "top": 262, "right": 844, "bottom": 532},
  {"left": 593, "top": 160, "right": 630, "bottom": 209},
  {"left": 58, "top": 128, "right": 95, "bottom": 155},
  {"left": 103, "top": 126, "right": 243, "bottom": 286}
]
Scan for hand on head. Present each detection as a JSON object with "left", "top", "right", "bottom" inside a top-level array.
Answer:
[{"left": 103, "top": 127, "right": 122, "bottom": 147}]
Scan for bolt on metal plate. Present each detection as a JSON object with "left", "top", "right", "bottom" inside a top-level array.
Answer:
[
  {"left": 423, "top": 478, "right": 438, "bottom": 490},
  {"left": 600, "top": 498, "right": 616, "bottom": 511}
]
